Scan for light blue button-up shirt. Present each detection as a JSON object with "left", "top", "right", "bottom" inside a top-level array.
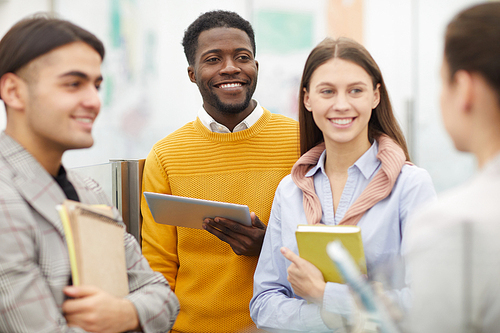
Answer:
[{"left": 250, "top": 141, "right": 436, "bottom": 332}]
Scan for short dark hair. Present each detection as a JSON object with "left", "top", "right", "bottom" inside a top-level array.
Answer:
[
  {"left": 445, "top": 2, "right": 500, "bottom": 106},
  {"left": 299, "top": 37, "right": 410, "bottom": 161},
  {"left": 182, "top": 10, "right": 256, "bottom": 66},
  {"left": 0, "top": 14, "right": 105, "bottom": 99}
]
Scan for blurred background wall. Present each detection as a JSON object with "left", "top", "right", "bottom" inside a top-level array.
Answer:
[{"left": 0, "top": 0, "right": 487, "bottom": 192}]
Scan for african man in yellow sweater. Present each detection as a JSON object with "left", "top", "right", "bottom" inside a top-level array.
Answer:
[{"left": 141, "top": 10, "right": 299, "bottom": 333}]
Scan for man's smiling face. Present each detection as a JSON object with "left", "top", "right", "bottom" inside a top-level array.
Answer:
[
  {"left": 19, "top": 41, "right": 103, "bottom": 154},
  {"left": 188, "top": 27, "right": 258, "bottom": 116}
]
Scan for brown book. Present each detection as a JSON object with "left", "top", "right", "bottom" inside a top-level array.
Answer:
[{"left": 58, "top": 200, "right": 129, "bottom": 297}]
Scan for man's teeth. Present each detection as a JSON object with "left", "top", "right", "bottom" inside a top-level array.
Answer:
[
  {"left": 331, "top": 118, "right": 353, "bottom": 125},
  {"left": 219, "top": 83, "right": 242, "bottom": 88},
  {"left": 75, "top": 118, "right": 92, "bottom": 123}
]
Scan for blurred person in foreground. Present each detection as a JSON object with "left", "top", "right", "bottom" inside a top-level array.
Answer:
[
  {"left": 406, "top": 2, "right": 500, "bottom": 332},
  {"left": 0, "top": 15, "right": 179, "bottom": 332},
  {"left": 140, "top": 10, "right": 299, "bottom": 333}
]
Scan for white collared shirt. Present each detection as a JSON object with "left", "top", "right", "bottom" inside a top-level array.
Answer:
[{"left": 197, "top": 100, "right": 264, "bottom": 133}]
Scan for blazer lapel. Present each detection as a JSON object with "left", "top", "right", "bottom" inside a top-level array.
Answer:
[
  {"left": 68, "top": 170, "right": 110, "bottom": 206},
  {"left": 0, "top": 133, "right": 67, "bottom": 236},
  {"left": 13, "top": 171, "right": 67, "bottom": 236}
]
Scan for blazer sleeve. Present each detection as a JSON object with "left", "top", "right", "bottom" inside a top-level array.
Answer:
[
  {"left": 141, "top": 147, "right": 180, "bottom": 290},
  {"left": 123, "top": 230, "right": 179, "bottom": 332}
]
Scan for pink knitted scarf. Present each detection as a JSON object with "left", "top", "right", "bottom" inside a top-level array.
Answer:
[{"left": 291, "top": 134, "right": 406, "bottom": 225}]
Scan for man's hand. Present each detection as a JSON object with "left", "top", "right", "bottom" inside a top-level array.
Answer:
[
  {"left": 281, "top": 247, "right": 326, "bottom": 305},
  {"left": 202, "top": 212, "right": 266, "bottom": 256},
  {"left": 62, "top": 285, "right": 141, "bottom": 333}
]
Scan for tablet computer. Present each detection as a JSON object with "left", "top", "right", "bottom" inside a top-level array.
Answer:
[{"left": 143, "top": 192, "right": 252, "bottom": 230}]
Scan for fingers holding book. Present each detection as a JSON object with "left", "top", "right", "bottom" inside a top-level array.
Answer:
[
  {"left": 280, "top": 247, "right": 326, "bottom": 305},
  {"left": 62, "top": 285, "right": 140, "bottom": 333}
]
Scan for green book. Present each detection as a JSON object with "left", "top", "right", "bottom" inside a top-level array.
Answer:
[{"left": 295, "top": 224, "right": 366, "bottom": 284}]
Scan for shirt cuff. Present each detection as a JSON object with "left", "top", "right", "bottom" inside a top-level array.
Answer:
[
  {"left": 322, "top": 282, "right": 355, "bottom": 318},
  {"left": 299, "top": 302, "right": 332, "bottom": 331}
]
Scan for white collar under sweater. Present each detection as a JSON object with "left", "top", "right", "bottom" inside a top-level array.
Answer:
[{"left": 196, "top": 100, "right": 264, "bottom": 133}]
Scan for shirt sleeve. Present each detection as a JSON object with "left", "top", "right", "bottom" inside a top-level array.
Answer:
[
  {"left": 250, "top": 183, "right": 335, "bottom": 332},
  {"left": 141, "top": 147, "right": 179, "bottom": 290},
  {"left": 369, "top": 165, "right": 437, "bottom": 315},
  {"left": 396, "top": 166, "right": 437, "bottom": 311},
  {"left": 399, "top": 165, "right": 437, "bottom": 242}
]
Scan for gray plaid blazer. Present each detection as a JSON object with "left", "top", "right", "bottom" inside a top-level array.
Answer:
[{"left": 0, "top": 132, "right": 179, "bottom": 333}]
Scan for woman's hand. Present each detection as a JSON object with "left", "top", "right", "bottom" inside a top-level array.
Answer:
[{"left": 281, "top": 247, "right": 326, "bottom": 305}]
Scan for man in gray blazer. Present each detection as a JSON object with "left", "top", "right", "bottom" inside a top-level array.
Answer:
[{"left": 0, "top": 16, "right": 179, "bottom": 332}]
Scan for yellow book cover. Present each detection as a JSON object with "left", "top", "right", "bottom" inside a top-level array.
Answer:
[
  {"left": 57, "top": 200, "right": 129, "bottom": 297},
  {"left": 295, "top": 224, "right": 366, "bottom": 284}
]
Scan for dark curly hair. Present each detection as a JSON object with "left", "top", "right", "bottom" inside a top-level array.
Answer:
[{"left": 182, "top": 10, "right": 256, "bottom": 66}]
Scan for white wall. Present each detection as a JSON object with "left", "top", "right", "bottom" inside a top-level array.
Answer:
[
  {"left": 55, "top": 0, "right": 327, "bottom": 169},
  {"left": 0, "top": 0, "right": 50, "bottom": 41},
  {"left": 58, "top": 0, "right": 253, "bottom": 167},
  {"left": 0, "top": 0, "right": 51, "bottom": 130},
  {"left": 0, "top": 0, "right": 484, "bottom": 192},
  {"left": 413, "top": 0, "right": 481, "bottom": 191}
]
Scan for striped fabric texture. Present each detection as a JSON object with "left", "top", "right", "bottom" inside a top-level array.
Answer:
[
  {"left": 141, "top": 109, "right": 299, "bottom": 333},
  {"left": 291, "top": 134, "right": 406, "bottom": 225}
]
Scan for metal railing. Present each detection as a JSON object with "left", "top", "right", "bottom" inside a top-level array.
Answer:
[{"left": 73, "top": 159, "right": 145, "bottom": 244}]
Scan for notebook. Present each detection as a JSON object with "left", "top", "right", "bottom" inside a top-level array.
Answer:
[
  {"left": 295, "top": 224, "right": 366, "bottom": 284},
  {"left": 58, "top": 200, "right": 129, "bottom": 297}
]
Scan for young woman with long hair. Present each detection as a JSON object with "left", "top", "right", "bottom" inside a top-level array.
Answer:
[{"left": 250, "top": 37, "right": 436, "bottom": 332}]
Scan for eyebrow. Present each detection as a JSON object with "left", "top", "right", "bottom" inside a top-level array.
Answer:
[
  {"left": 59, "top": 71, "right": 103, "bottom": 82},
  {"left": 348, "top": 81, "right": 368, "bottom": 86},
  {"left": 316, "top": 81, "right": 368, "bottom": 86},
  {"left": 200, "top": 47, "right": 253, "bottom": 58}
]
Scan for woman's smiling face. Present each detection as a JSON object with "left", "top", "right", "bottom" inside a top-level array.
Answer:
[{"left": 303, "top": 58, "right": 380, "bottom": 148}]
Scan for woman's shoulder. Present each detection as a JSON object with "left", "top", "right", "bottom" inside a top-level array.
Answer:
[
  {"left": 392, "top": 163, "right": 437, "bottom": 207},
  {"left": 399, "top": 163, "right": 433, "bottom": 184},
  {"left": 276, "top": 174, "right": 297, "bottom": 191},
  {"left": 274, "top": 174, "right": 306, "bottom": 201}
]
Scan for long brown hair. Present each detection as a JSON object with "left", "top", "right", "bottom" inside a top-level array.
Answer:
[
  {"left": 445, "top": 2, "right": 500, "bottom": 107},
  {"left": 298, "top": 37, "right": 410, "bottom": 161}
]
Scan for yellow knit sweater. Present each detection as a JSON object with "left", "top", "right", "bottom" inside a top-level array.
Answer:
[{"left": 141, "top": 109, "right": 299, "bottom": 333}]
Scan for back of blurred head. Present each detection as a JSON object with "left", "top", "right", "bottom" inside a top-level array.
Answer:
[
  {"left": 442, "top": 2, "right": 500, "bottom": 165},
  {"left": 444, "top": 2, "right": 500, "bottom": 106},
  {"left": 0, "top": 14, "right": 105, "bottom": 101}
]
